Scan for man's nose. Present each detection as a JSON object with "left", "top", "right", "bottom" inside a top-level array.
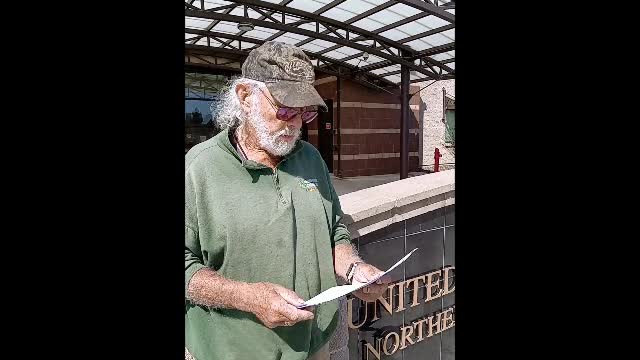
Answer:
[{"left": 288, "top": 113, "right": 303, "bottom": 130}]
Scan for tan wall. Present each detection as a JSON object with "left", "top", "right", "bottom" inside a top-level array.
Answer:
[{"left": 417, "top": 79, "right": 455, "bottom": 170}]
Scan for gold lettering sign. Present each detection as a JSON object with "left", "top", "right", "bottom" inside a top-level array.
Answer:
[
  {"left": 396, "top": 280, "right": 407, "bottom": 312},
  {"left": 413, "top": 318, "right": 429, "bottom": 342},
  {"left": 383, "top": 332, "right": 400, "bottom": 356},
  {"left": 441, "top": 306, "right": 455, "bottom": 331},
  {"left": 426, "top": 312, "right": 442, "bottom": 337},
  {"left": 443, "top": 266, "right": 455, "bottom": 295},
  {"left": 347, "top": 267, "right": 455, "bottom": 330},
  {"left": 424, "top": 270, "right": 443, "bottom": 302},
  {"left": 399, "top": 324, "right": 415, "bottom": 350},
  {"left": 372, "top": 285, "right": 395, "bottom": 321},
  {"left": 364, "top": 338, "right": 382, "bottom": 360},
  {"left": 359, "top": 306, "right": 456, "bottom": 360},
  {"left": 406, "top": 275, "right": 425, "bottom": 307},
  {"left": 347, "top": 266, "right": 456, "bottom": 359},
  {"left": 348, "top": 297, "right": 367, "bottom": 329}
]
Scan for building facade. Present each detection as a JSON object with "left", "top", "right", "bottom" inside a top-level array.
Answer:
[
  {"left": 418, "top": 79, "right": 455, "bottom": 172},
  {"left": 184, "top": 74, "right": 456, "bottom": 177}
]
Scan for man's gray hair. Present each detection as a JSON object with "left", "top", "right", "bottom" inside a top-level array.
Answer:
[{"left": 212, "top": 77, "right": 266, "bottom": 129}]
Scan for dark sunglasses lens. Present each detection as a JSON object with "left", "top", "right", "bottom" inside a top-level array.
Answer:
[
  {"left": 276, "top": 108, "right": 296, "bottom": 121},
  {"left": 302, "top": 111, "right": 318, "bottom": 123}
]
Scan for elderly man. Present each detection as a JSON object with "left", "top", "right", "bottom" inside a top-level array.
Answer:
[{"left": 185, "top": 41, "right": 389, "bottom": 360}]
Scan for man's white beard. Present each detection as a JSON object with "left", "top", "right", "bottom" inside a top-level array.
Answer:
[{"left": 247, "top": 101, "right": 301, "bottom": 156}]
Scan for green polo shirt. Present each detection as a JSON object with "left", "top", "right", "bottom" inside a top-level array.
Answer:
[{"left": 185, "top": 128, "right": 351, "bottom": 360}]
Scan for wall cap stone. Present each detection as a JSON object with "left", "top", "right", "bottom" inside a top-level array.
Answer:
[{"left": 339, "top": 170, "right": 455, "bottom": 237}]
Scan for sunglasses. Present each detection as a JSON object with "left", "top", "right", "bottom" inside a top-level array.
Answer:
[{"left": 259, "top": 89, "right": 319, "bottom": 124}]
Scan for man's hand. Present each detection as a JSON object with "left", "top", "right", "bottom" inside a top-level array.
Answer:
[
  {"left": 351, "top": 263, "right": 391, "bottom": 302},
  {"left": 186, "top": 269, "right": 314, "bottom": 329},
  {"left": 247, "top": 282, "right": 315, "bottom": 329}
]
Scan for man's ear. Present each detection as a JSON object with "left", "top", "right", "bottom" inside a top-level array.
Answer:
[{"left": 236, "top": 83, "right": 252, "bottom": 114}]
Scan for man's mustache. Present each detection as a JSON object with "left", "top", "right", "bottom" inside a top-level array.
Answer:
[{"left": 275, "top": 127, "right": 300, "bottom": 137}]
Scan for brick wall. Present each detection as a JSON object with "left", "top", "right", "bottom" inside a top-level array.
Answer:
[{"left": 311, "top": 75, "right": 423, "bottom": 177}]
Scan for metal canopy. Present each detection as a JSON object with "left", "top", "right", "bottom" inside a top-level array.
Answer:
[{"left": 185, "top": 0, "right": 455, "bottom": 89}]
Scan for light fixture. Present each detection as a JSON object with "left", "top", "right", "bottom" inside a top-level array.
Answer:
[
  {"left": 237, "top": 22, "right": 254, "bottom": 31},
  {"left": 354, "top": 52, "right": 369, "bottom": 68},
  {"left": 238, "top": 6, "right": 254, "bottom": 32}
]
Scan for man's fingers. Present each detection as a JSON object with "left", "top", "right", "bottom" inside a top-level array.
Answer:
[
  {"left": 253, "top": 283, "right": 317, "bottom": 328},
  {"left": 354, "top": 272, "right": 384, "bottom": 285},
  {"left": 279, "top": 309, "right": 312, "bottom": 327},
  {"left": 352, "top": 271, "right": 371, "bottom": 283},
  {"left": 367, "top": 283, "right": 388, "bottom": 293},
  {"left": 273, "top": 287, "right": 315, "bottom": 322},
  {"left": 360, "top": 282, "right": 388, "bottom": 296},
  {"left": 276, "top": 304, "right": 314, "bottom": 325},
  {"left": 352, "top": 264, "right": 386, "bottom": 284},
  {"left": 292, "top": 308, "right": 314, "bottom": 322},
  {"left": 273, "top": 286, "right": 304, "bottom": 306},
  {"left": 253, "top": 283, "right": 316, "bottom": 328},
  {"left": 272, "top": 295, "right": 314, "bottom": 324}
]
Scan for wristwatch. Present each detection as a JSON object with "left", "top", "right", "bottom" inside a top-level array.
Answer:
[{"left": 346, "top": 261, "right": 363, "bottom": 284}]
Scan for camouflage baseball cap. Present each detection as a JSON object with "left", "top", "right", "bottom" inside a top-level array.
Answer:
[{"left": 242, "top": 41, "right": 328, "bottom": 112}]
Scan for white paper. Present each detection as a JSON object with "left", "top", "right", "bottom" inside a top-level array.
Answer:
[{"left": 296, "top": 248, "right": 418, "bottom": 308}]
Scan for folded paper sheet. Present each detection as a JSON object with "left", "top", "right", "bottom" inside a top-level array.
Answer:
[{"left": 296, "top": 248, "right": 418, "bottom": 308}]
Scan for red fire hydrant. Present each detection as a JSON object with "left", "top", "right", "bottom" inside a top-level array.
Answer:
[{"left": 434, "top": 147, "right": 442, "bottom": 172}]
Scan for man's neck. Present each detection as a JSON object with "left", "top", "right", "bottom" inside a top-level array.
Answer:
[{"left": 235, "top": 127, "right": 282, "bottom": 170}]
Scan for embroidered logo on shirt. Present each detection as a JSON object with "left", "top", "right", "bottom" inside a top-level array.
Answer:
[{"left": 298, "top": 178, "right": 319, "bottom": 192}]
